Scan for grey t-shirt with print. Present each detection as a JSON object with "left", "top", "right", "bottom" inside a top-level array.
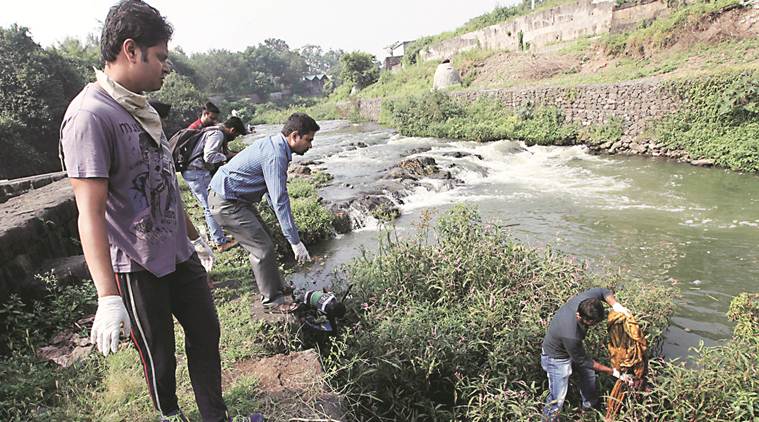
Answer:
[{"left": 61, "top": 83, "right": 193, "bottom": 277}]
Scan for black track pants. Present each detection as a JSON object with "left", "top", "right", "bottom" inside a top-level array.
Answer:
[{"left": 115, "top": 253, "right": 227, "bottom": 421}]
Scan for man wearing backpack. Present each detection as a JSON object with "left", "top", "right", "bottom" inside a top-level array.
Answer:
[
  {"left": 187, "top": 101, "right": 220, "bottom": 130},
  {"left": 182, "top": 116, "right": 246, "bottom": 252}
]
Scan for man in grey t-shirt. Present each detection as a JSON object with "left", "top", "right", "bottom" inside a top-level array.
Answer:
[
  {"left": 61, "top": 2, "right": 230, "bottom": 421},
  {"left": 540, "top": 288, "right": 634, "bottom": 421}
]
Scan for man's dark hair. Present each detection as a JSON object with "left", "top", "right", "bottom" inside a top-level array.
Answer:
[
  {"left": 578, "top": 298, "right": 606, "bottom": 324},
  {"left": 223, "top": 116, "right": 247, "bottom": 135},
  {"left": 203, "top": 101, "right": 220, "bottom": 114},
  {"left": 101, "top": 0, "right": 173, "bottom": 63},
  {"left": 281, "top": 113, "right": 320, "bottom": 137}
]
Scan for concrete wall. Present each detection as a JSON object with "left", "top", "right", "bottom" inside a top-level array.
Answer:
[
  {"left": 611, "top": 0, "right": 670, "bottom": 33},
  {"left": 419, "top": 0, "right": 671, "bottom": 62},
  {"left": 420, "top": 0, "right": 615, "bottom": 62},
  {"left": 0, "top": 179, "right": 80, "bottom": 302}
]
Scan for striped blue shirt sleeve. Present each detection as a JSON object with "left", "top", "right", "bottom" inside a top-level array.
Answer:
[{"left": 262, "top": 153, "right": 300, "bottom": 245}]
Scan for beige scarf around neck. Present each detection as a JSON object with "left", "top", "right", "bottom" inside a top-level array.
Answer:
[{"left": 95, "top": 69, "right": 164, "bottom": 145}]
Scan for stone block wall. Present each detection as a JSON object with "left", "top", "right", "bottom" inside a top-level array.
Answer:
[
  {"left": 0, "top": 179, "right": 80, "bottom": 302},
  {"left": 355, "top": 78, "right": 682, "bottom": 141},
  {"left": 0, "top": 171, "right": 67, "bottom": 204},
  {"left": 453, "top": 78, "right": 680, "bottom": 137}
]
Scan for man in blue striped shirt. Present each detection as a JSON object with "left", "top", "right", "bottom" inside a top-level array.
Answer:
[{"left": 208, "top": 113, "right": 319, "bottom": 312}]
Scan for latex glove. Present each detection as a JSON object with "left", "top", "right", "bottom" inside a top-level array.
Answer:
[
  {"left": 291, "top": 241, "right": 311, "bottom": 264},
  {"left": 612, "top": 302, "right": 632, "bottom": 317},
  {"left": 91, "top": 295, "right": 131, "bottom": 356},
  {"left": 612, "top": 368, "right": 634, "bottom": 386},
  {"left": 191, "top": 237, "right": 215, "bottom": 272}
]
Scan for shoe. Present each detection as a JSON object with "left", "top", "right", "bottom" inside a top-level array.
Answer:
[
  {"left": 160, "top": 409, "right": 188, "bottom": 422},
  {"left": 216, "top": 239, "right": 239, "bottom": 253},
  {"left": 262, "top": 301, "right": 302, "bottom": 314}
]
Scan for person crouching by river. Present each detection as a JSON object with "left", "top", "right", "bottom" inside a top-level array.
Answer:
[
  {"left": 208, "top": 113, "right": 320, "bottom": 313},
  {"left": 541, "top": 288, "right": 635, "bottom": 421}
]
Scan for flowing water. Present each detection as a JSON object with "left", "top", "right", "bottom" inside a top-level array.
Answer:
[{"left": 248, "top": 121, "right": 759, "bottom": 359}]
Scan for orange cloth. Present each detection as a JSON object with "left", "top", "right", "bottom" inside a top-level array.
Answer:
[{"left": 605, "top": 311, "right": 647, "bottom": 421}]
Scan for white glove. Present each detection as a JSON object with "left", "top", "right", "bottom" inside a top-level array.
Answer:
[
  {"left": 91, "top": 295, "right": 131, "bottom": 356},
  {"left": 612, "top": 302, "right": 632, "bottom": 317},
  {"left": 191, "top": 237, "right": 215, "bottom": 272},
  {"left": 612, "top": 368, "right": 634, "bottom": 386},
  {"left": 291, "top": 241, "right": 311, "bottom": 264}
]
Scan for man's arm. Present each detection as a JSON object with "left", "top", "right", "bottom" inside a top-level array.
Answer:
[
  {"left": 262, "top": 157, "right": 300, "bottom": 245},
  {"left": 70, "top": 177, "right": 131, "bottom": 356},
  {"left": 70, "top": 178, "right": 117, "bottom": 297},
  {"left": 604, "top": 291, "right": 632, "bottom": 316},
  {"left": 203, "top": 131, "right": 228, "bottom": 164}
]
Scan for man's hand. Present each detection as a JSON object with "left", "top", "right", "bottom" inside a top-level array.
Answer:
[
  {"left": 191, "top": 237, "right": 215, "bottom": 272},
  {"left": 612, "top": 368, "right": 634, "bottom": 386},
  {"left": 291, "top": 241, "right": 311, "bottom": 264},
  {"left": 91, "top": 295, "right": 131, "bottom": 356},
  {"left": 612, "top": 302, "right": 632, "bottom": 317}
]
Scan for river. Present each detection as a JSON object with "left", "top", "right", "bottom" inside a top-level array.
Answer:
[{"left": 248, "top": 120, "right": 759, "bottom": 359}]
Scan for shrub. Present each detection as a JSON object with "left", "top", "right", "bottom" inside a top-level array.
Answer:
[
  {"left": 325, "top": 206, "right": 676, "bottom": 420},
  {"left": 654, "top": 70, "right": 759, "bottom": 172},
  {"left": 385, "top": 91, "right": 578, "bottom": 144}
]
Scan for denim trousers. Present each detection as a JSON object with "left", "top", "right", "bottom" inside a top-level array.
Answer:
[
  {"left": 182, "top": 169, "right": 228, "bottom": 245},
  {"left": 541, "top": 353, "right": 598, "bottom": 421}
]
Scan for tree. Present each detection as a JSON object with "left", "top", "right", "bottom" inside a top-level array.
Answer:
[
  {"left": 0, "top": 25, "right": 85, "bottom": 178},
  {"left": 149, "top": 73, "right": 205, "bottom": 136},
  {"left": 339, "top": 51, "right": 379, "bottom": 90},
  {"left": 51, "top": 34, "right": 101, "bottom": 83}
]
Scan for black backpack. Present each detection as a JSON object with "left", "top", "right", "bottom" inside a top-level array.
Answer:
[{"left": 169, "top": 126, "right": 218, "bottom": 172}]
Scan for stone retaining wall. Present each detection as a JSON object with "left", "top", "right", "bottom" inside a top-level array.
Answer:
[
  {"left": 0, "top": 179, "right": 80, "bottom": 302},
  {"left": 0, "top": 171, "right": 67, "bottom": 204}
]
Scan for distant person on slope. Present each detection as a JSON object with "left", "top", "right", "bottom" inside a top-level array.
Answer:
[
  {"left": 541, "top": 288, "right": 635, "bottom": 421},
  {"left": 207, "top": 112, "right": 319, "bottom": 313}
]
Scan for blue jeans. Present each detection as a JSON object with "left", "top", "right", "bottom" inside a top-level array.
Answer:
[
  {"left": 182, "top": 169, "right": 228, "bottom": 245},
  {"left": 541, "top": 353, "right": 598, "bottom": 421}
]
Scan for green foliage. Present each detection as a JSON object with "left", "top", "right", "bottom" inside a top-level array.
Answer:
[
  {"left": 50, "top": 35, "right": 101, "bottom": 84},
  {"left": 325, "top": 206, "right": 676, "bottom": 420},
  {"left": 727, "top": 292, "right": 758, "bottom": 340},
  {"left": 614, "top": 292, "right": 758, "bottom": 421},
  {"left": 384, "top": 91, "right": 577, "bottom": 144},
  {"left": 150, "top": 73, "right": 205, "bottom": 136},
  {"left": 0, "top": 273, "right": 96, "bottom": 356},
  {"left": 287, "top": 178, "right": 317, "bottom": 199},
  {"left": 580, "top": 117, "right": 625, "bottom": 145},
  {"left": 0, "top": 24, "right": 85, "bottom": 178},
  {"left": 339, "top": 52, "right": 380, "bottom": 90},
  {"left": 290, "top": 196, "right": 335, "bottom": 245},
  {"left": 250, "top": 100, "right": 339, "bottom": 125},
  {"left": 654, "top": 70, "right": 759, "bottom": 172}
]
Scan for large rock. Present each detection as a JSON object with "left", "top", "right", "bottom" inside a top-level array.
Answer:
[{"left": 432, "top": 61, "right": 462, "bottom": 90}]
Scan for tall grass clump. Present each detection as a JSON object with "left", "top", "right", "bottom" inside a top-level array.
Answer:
[
  {"left": 614, "top": 292, "right": 758, "bottom": 421},
  {"left": 654, "top": 70, "right": 759, "bottom": 172},
  {"left": 384, "top": 91, "right": 577, "bottom": 144},
  {"left": 324, "top": 206, "right": 676, "bottom": 420}
]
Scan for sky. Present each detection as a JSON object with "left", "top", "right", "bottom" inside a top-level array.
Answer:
[{"left": 2, "top": 0, "right": 518, "bottom": 60}]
